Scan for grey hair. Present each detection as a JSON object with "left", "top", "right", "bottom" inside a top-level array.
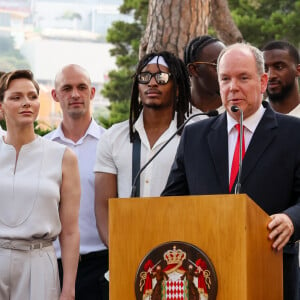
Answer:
[{"left": 217, "top": 43, "right": 265, "bottom": 76}]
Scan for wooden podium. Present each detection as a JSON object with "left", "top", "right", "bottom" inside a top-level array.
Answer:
[{"left": 109, "top": 194, "right": 282, "bottom": 299}]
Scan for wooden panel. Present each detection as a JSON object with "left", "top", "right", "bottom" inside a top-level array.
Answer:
[
  {"left": 245, "top": 198, "right": 283, "bottom": 299},
  {"left": 109, "top": 194, "right": 282, "bottom": 299}
]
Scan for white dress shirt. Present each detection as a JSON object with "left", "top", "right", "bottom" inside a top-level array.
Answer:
[
  {"left": 187, "top": 105, "right": 225, "bottom": 122},
  {"left": 0, "top": 126, "right": 5, "bottom": 136},
  {"left": 94, "top": 112, "right": 180, "bottom": 197},
  {"left": 227, "top": 105, "right": 266, "bottom": 182},
  {"left": 288, "top": 103, "right": 300, "bottom": 118},
  {"left": 44, "top": 119, "right": 107, "bottom": 256}
]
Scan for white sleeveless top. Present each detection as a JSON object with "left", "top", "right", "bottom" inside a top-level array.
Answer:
[{"left": 0, "top": 136, "right": 66, "bottom": 240}]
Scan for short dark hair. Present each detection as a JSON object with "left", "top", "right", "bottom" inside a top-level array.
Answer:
[
  {"left": 129, "top": 51, "right": 191, "bottom": 142},
  {"left": 0, "top": 70, "right": 39, "bottom": 102},
  {"left": 262, "top": 40, "right": 300, "bottom": 65},
  {"left": 184, "top": 35, "right": 220, "bottom": 65}
]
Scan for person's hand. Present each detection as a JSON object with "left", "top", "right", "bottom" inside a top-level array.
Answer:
[{"left": 268, "top": 213, "right": 294, "bottom": 251}]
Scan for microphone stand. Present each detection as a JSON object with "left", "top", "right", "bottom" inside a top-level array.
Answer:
[
  {"left": 231, "top": 105, "right": 244, "bottom": 194},
  {"left": 130, "top": 110, "right": 219, "bottom": 197}
]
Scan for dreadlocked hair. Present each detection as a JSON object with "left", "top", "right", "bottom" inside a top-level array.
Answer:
[
  {"left": 183, "top": 35, "right": 220, "bottom": 65},
  {"left": 129, "top": 51, "right": 191, "bottom": 142}
]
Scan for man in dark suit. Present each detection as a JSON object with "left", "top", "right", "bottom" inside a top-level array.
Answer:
[{"left": 162, "top": 43, "right": 300, "bottom": 300}]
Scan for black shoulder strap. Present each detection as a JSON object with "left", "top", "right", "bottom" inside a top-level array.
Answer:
[{"left": 132, "top": 131, "right": 141, "bottom": 197}]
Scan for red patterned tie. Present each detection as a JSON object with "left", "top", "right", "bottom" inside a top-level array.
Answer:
[{"left": 229, "top": 124, "right": 245, "bottom": 192}]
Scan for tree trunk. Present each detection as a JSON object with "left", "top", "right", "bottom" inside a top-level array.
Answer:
[
  {"left": 139, "top": 0, "right": 210, "bottom": 59},
  {"left": 139, "top": 0, "right": 243, "bottom": 59},
  {"left": 210, "top": 0, "right": 243, "bottom": 44}
]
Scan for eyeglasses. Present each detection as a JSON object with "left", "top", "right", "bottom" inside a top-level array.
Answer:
[
  {"left": 188, "top": 61, "right": 217, "bottom": 68},
  {"left": 137, "top": 72, "right": 172, "bottom": 85}
]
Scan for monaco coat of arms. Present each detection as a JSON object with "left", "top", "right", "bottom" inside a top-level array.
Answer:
[{"left": 135, "top": 241, "right": 218, "bottom": 300}]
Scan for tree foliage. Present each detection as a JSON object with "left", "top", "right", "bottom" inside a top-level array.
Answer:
[
  {"left": 100, "top": 0, "right": 300, "bottom": 126},
  {"left": 98, "top": 0, "right": 148, "bottom": 125},
  {"left": 98, "top": 100, "right": 130, "bottom": 128},
  {"left": 228, "top": 0, "right": 300, "bottom": 47},
  {"left": 0, "top": 120, "right": 51, "bottom": 136}
]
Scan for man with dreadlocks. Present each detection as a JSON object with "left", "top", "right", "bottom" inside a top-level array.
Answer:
[
  {"left": 94, "top": 51, "right": 191, "bottom": 246},
  {"left": 184, "top": 35, "right": 226, "bottom": 121}
]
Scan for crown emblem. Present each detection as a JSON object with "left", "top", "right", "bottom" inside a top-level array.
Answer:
[{"left": 163, "top": 246, "right": 186, "bottom": 265}]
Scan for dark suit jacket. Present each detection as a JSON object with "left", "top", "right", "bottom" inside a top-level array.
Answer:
[{"left": 162, "top": 103, "right": 300, "bottom": 299}]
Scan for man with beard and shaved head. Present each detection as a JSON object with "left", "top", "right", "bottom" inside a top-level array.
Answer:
[
  {"left": 45, "top": 64, "right": 108, "bottom": 300},
  {"left": 262, "top": 40, "right": 300, "bottom": 116}
]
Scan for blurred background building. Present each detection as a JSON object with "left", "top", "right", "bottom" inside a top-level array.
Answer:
[{"left": 0, "top": 0, "right": 131, "bottom": 128}]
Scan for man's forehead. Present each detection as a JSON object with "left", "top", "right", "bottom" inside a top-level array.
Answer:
[
  {"left": 142, "top": 64, "right": 169, "bottom": 72},
  {"left": 56, "top": 72, "right": 90, "bottom": 88},
  {"left": 200, "top": 41, "right": 224, "bottom": 58},
  {"left": 263, "top": 49, "right": 291, "bottom": 62},
  {"left": 60, "top": 80, "right": 88, "bottom": 87},
  {"left": 222, "top": 46, "right": 251, "bottom": 60},
  {"left": 219, "top": 48, "right": 255, "bottom": 69},
  {"left": 55, "top": 65, "right": 90, "bottom": 84}
]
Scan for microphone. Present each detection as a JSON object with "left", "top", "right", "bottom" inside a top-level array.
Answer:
[
  {"left": 230, "top": 105, "right": 244, "bottom": 194},
  {"left": 130, "top": 110, "right": 219, "bottom": 197}
]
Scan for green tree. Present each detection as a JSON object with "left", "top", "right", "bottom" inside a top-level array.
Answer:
[
  {"left": 98, "top": 100, "right": 130, "bottom": 128},
  {"left": 0, "top": 37, "right": 48, "bottom": 135},
  {"left": 228, "top": 0, "right": 300, "bottom": 48},
  {"left": 0, "top": 120, "right": 51, "bottom": 136},
  {"left": 98, "top": 0, "right": 148, "bottom": 126},
  {"left": 101, "top": 0, "right": 300, "bottom": 126}
]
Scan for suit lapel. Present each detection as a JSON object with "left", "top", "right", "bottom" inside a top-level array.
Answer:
[
  {"left": 208, "top": 113, "right": 229, "bottom": 192},
  {"left": 241, "top": 105, "right": 278, "bottom": 184}
]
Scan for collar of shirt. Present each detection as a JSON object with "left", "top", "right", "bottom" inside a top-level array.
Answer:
[
  {"left": 0, "top": 126, "right": 5, "bottom": 136},
  {"left": 264, "top": 97, "right": 300, "bottom": 117},
  {"left": 226, "top": 104, "right": 266, "bottom": 180},
  {"left": 288, "top": 103, "right": 300, "bottom": 116},
  {"left": 227, "top": 104, "right": 266, "bottom": 135},
  {"left": 191, "top": 105, "right": 226, "bottom": 115},
  {"left": 49, "top": 118, "right": 102, "bottom": 145},
  {"left": 188, "top": 105, "right": 225, "bottom": 122},
  {"left": 133, "top": 110, "right": 178, "bottom": 150}
]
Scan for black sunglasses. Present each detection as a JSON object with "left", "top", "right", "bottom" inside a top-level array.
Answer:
[{"left": 137, "top": 72, "right": 172, "bottom": 85}]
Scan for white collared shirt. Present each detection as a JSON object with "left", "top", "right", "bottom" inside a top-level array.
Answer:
[
  {"left": 0, "top": 126, "right": 5, "bottom": 136},
  {"left": 288, "top": 103, "right": 300, "bottom": 118},
  {"left": 94, "top": 112, "right": 180, "bottom": 197},
  {"left": 44, "top": 119, "right": 107, "bottom": 256},
  {"left": 187, "top": 105, "right": 225, "bottom": 122},
  {"left": 227, "top": 105, "right": 266, "bottom": 181}
]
